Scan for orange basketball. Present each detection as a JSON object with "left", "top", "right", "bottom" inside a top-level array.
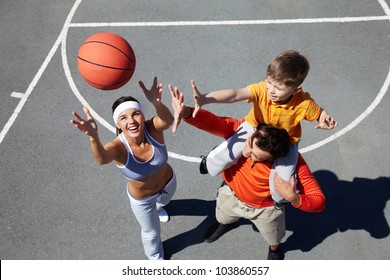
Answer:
[{"left": 77, "top": 32, "right": 136, "bottom": 90}]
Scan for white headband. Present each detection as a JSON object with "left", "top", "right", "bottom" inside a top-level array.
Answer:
[{"left": 113, "top": 101, "right": 143, "bottom": 125}]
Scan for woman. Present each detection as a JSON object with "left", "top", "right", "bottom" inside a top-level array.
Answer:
[{"left": 71, "top": 77, "right": 175, "bottom": 260}]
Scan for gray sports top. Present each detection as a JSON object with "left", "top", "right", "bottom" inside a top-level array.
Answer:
[{"left": 116, "top": 127, "right": 168, "bottom": 181}]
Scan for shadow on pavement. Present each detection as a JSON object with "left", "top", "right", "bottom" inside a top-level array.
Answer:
[
  {"left": 282, "top": 171, "right": 390, "bottom": 254},
  {"left": 162, "top": 199, "right": 215, "bottom": 259}
]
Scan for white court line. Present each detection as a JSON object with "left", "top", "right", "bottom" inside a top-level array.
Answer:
[
  {"left": 10, "top": 92, "right": 24, "bottom": 99},
  {"left": 69, "top": 15, "right": 390, "bottom": 27},
  {"left": 379, "top": 0, "right": 390, "bottom": 17},
  {"left": 300, "top": 67, "right": 390, "bottom": 153},
  {"left": 0, "top": 0, "right": 83, "bottom": 145}
]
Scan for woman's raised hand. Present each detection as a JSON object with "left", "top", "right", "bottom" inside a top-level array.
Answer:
[
  {"left": 139, "top": 77, "right": 163, "bottom": 106},
  {"left": 70, "top": 107, "right": 98, "bottom": 139}
]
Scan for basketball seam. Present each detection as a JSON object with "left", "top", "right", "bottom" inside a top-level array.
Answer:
[
  {"left": 77, "top": 56, "right": 135, "bottom": 70},
  {"left": 81, "top": 40, "right": 136, "bottom": 63}
]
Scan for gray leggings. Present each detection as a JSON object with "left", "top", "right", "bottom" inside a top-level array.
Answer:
[
  {"left": 126, "top": 173, "right": 177, "bottom": 260},
  {"left": 206, "top": 121, "right": 297, "bottom": 203}
]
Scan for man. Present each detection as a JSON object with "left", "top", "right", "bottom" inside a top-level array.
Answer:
[{"left": 169, "top": 86, "right": 326, "bottom": 260}]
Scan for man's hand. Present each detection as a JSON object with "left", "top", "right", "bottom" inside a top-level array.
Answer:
[
  {"left": 169, "top": 85, "right": 187, "bottom": 133},
  {"left": 191, "top": 80, "right": 206, "bottom": 118}
]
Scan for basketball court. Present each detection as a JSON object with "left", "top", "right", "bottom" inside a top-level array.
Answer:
[{"left": 1, "top": 0, "right": 390, "bottom": 264}]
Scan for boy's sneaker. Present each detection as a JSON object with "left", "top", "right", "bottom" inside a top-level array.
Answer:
[
  {"left": 274, "top": 201, "right": 288, "bottom": 210},
  {"left": 199, "top": 155, "right": 208, "bottom": 174},
  {"left": 158, "top": 208, "right": 170, "bottom": 223}
]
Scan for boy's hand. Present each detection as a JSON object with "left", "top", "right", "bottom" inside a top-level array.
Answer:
[{"left": 315, "top": 110, "right": 337, "bottom": 130}]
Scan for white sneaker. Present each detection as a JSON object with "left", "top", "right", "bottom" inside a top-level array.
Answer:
[{"left": 158, "top": 208, "right": 170, "bottom": 223}]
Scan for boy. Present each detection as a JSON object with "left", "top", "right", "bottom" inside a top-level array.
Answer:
[{"left": 188, "top": 50, "right": 337, "bottom": 209}]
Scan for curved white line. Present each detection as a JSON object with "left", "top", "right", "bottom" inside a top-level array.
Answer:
[
  {"left": 378, "top": 0, "right": 390, "bottom": 16},
  {"left": 299, "top": 67, "right": 390, "bottom": 153},
  {"left": 62, "top": 34, "right": 116, "bottom": 135},
  {"left": 300, "top": 0, "right": 390, "bottom": 152}
]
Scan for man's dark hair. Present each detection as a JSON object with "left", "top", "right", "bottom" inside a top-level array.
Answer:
[{"left": 251, "top": 124, "right": 290, "bottom": 160}]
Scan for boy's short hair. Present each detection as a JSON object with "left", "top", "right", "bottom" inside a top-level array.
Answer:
[{"left": 267, "top": 50, "right": 310, "bottom": 88}]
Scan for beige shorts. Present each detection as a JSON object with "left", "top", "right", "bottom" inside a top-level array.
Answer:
[{"left": 216, "top": 184, "right": 286, "bottom": 246}]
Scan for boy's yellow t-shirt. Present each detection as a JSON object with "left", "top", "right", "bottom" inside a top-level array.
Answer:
[{"left": 245, "top": 80, "right": 322, "bottom": 143}]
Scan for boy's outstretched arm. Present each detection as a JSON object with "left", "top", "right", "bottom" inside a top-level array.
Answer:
[
  {"left": 315, "top": 109, "right": 338, "bottom": 130},
  {"left": 169, "top": 84, "right": 242, "bottom": 138},
  {"left": 191, "top": 80, "right": 251, "bottom": 117}
]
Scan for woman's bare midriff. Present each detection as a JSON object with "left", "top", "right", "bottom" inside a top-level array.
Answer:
[{"left": 127, "top": 164, "right": 173, "bottom": 199}]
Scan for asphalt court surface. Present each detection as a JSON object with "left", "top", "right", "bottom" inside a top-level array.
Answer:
[{"left": 1, "top": 0, "right": 390, "bottom": 261}]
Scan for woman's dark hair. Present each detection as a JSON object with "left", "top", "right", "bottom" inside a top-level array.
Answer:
[
  {"left": 112, "top": 96, "right": 141, "bottom": 135},
  {"left": 251, "top": 123, "right": 290, "bottom": 160}
]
